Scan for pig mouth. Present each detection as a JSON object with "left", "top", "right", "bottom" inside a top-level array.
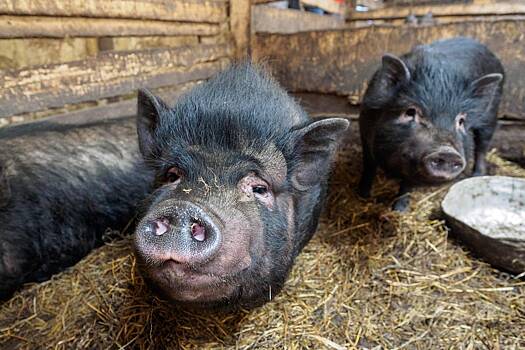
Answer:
[{"left": 148, "top": 259, "right": 247, "bottom": 302}]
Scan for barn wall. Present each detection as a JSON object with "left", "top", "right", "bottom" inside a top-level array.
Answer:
[
  {"left": 252, "top": 2, "right": 525, "bottom": 121},
  {"left": 0, "top": 0, "right": 244, "bottom": 126}
]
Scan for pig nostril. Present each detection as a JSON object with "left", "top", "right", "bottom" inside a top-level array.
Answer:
[
  {"left": 153, "top": 218, "right": 170, "bottom": 236},
  {"left": 431, "top": 159, "right": 443, "bottom": 168},
  {"left": 191, "top": 222, "right": 206, "bottom": 242}
]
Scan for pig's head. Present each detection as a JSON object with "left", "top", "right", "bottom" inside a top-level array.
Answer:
[
  {"left": 133, "top": 64, "right": 348, "bottom": 309},
  {"left": 365, "top": 53, "right": 503, "bottom": 185}
]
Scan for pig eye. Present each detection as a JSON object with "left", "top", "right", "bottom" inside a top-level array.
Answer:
[
  {"left": 397, "top": 107, "right": 420, "bottom": 124},
  {"left": 252, "top": 185, "right": 268, "bottom": 195},
  {"left": 456, "top": 113, "right": 467, "bottom": 132},
  {"left": 406, "top": 108, "right": 417, "bottom": 117},
  {"left": 239, "top": 174, "right": 274, "bottom": 209},
  {"left": 165, "top": 167, "right": 182, "bottom": 184}
]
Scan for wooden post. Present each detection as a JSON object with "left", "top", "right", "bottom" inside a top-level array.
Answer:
[{"left": 230, "top": 0, "right": 252, "bottom": 59}]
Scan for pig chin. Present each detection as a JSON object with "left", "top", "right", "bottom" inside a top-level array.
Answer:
[{"left": 146, "top": 261, "right": 247, "bottom": 303}]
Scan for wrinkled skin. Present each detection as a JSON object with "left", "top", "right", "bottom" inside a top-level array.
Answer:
[
  {"left": 0, "top": 116, "right": 153, "bottom": 300},
  {"left": 357, "top": 37, "right": 504, "bottom": 211},
  {"left": 133, "top": 64, "right": 349, "bottom": 309}
]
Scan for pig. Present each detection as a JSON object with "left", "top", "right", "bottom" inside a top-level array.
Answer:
[
  {"left": 133, "top": 63, "right": 349, "bottom": 309},
  {"left": 357, "top": 37, "right": 504, "bottom": 211},
  {"left": 0, "top": 115, "right": 153, "bottom": 299}
]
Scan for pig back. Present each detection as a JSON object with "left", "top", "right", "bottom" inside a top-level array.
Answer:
[
  {"left": 405, "top": 37, "right": 504, "bottom": 81},
  {"left": 0, "top": 116, "right": 152, "bottom": 289}
]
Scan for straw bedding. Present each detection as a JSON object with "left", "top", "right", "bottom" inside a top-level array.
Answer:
[{"left": 0, "top": 137, "right": 524, "bottom": 349}]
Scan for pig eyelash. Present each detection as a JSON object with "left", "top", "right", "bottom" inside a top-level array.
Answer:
[
  {"left": 252, "top": 183, "right": 274, "bottom": 210},
  {"left": 165, "top": 167, "right": 183, "bottom": 184}
]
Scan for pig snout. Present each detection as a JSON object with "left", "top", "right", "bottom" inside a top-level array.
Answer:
[
  {"left": 135, "top": 201, "right": 222, "bottom": 266},
  {"left": 423, "top": 146, "right": 465, "bottom": 181}
]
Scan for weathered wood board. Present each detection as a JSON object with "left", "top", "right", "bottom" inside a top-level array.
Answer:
[
  {"left": 0, "top": 38, "right": 99, "bottom": 70},
  {"left": 0, "top": 0, "right": 228, "bottom": 23},
  {"left": 98, "top": 36, "right": 200, "bottom": 52},
  {"left": 254, "top": 18, "right": 525, "bottom": 119},
  {"left": 0, "top": 16, "right": 220, "bottom": 38},
  {"left": 348, "top": 1, "right": 525, "bottom": 20},
  {"left": 0, "top": 44, "right": 233, "bottom": 117},
  {"left": 253, "top": 5, "right": 347, "bottom": 34},
  {"left": 39, "top": 81, "right": 203, "bottom": 125}
]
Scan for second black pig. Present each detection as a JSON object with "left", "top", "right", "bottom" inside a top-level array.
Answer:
[
  {"left": 358, "top": 37, "right": 504, "bottom": 211},
  {"left": 0, "top": 115, "right": 153, "bottom": 300},
  {"left": 133, "top": 63, "right": 349, "bottom": 309}
]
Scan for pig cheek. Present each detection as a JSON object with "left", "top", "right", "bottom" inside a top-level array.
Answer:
[
  {"left": 256, "top": 192, "right": 274, "bottom": 211},
  {"left": 276, "top": 195, "right": 295, "bottom": 253},
  {"left": 260, "top": 195, "right": 295, "bottom": 268},
  {"left": 202, "top": 208, "right": 259, "bottom": 276}
]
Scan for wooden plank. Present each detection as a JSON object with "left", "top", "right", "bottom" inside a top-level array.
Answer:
[
  {"left": 0, "top": 0, "right": 227, "bottom": 23},
  {"left": 0, "top": 16, "right": 220, "bottom": 38},
  {"left": 0, "top": 38, "right": 99, "bottom": 70},
  {"left": 99, "top": 36, "right": 200, "bottom": 52},
  {"left": 39, "top": 81, "right": 204, "bottom": 125},
  {"left": 254, "top": 5, "right": 347, "bottom": 33},
  {"left": 230, "top": 0, "right": 252, "bottom": 58},
  {"left": 348, "top": 1, "right": 525, "bottom": 20},
  {"left": 0, "top": 44, "right": 233, "bottom": 117},
  {"left": 253, "top": 19, "right": 525, "bottom": 119}
]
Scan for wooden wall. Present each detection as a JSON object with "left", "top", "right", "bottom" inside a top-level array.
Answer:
[
  {"left": 253, "top": 1, "right": 525, "bottom": 121},
  {"left": 0, "top": 0, "right": 246, "bottom": 126}
]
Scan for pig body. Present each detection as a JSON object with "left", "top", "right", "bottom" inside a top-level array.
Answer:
[
  {"left": 0, "top": 116, "right": 153, "bottom": 299},
  {"left": 134, "top": 63, "right": 349, "bottom": 309},
  {"left": 358, "top": 37, "right": 504, "bottom": 211}
]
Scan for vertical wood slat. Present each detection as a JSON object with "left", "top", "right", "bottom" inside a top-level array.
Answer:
[{"left": 230, "top": 0, "right": 252, "bottom": 58}]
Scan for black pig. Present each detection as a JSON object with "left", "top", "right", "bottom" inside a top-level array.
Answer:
[
  {"left": 0, "top": 116, "right": 152, "bottom": 299},
  {"left": 358, "top": 37, "right": 504, "bottom": 211},
  {"left": 134, "top": 63, "right": 349, "bottom": 309}
]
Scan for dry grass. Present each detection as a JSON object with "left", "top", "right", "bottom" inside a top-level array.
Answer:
[{"left": 1, "top": 146, "right": 524, "bottom": 349}]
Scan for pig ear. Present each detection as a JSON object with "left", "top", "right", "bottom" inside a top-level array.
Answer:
[
  {"left": 471, "top": 73, "right": 503, "bottom": 98},
  {"left": 290, "top": 118, "right": 349, "bottom": 191},
  {"left": 381, "top": 54, "right": 411, "bottom": 86},
  {"left": 363, "top": 54, "right": 410, "bottom": 108},
  {"left": 136, "top": 88, "right": 170, "bottom": 158}
]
